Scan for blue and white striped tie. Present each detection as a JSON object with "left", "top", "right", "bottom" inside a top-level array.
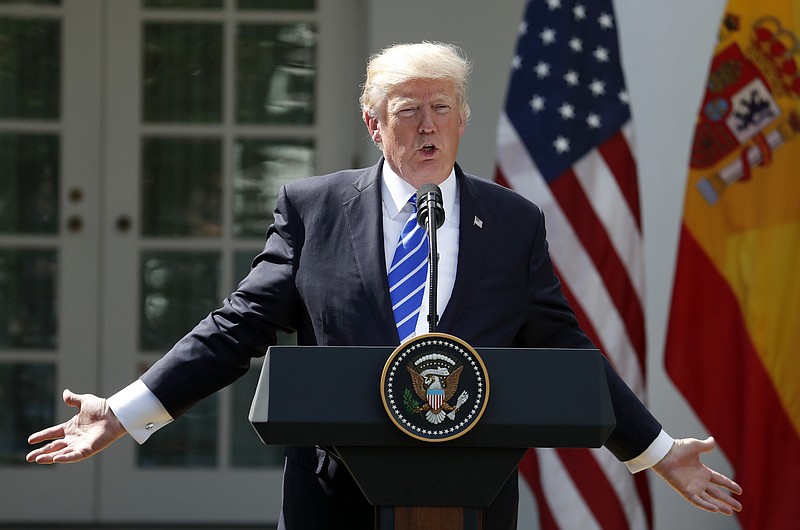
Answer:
[{"left": 388, "top": 195, "right": 429, "bottom": 343}]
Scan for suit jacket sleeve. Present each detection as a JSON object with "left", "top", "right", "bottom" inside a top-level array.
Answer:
[{"left": 140, "top": 184, "right": 302, "bottom": 418}]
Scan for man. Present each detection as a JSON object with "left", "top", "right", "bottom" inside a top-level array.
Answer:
[{"left": 27, "top": 42, "right": 741, "bottom": 529}]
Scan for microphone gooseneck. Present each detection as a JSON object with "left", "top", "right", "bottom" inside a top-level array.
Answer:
[{"left": 416, "top": 183, "right": 444, "bottom": 333}]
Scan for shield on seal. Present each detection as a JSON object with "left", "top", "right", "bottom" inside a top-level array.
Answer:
[{"left": 427, "top": 388, "right": 444, "bottom": 411}]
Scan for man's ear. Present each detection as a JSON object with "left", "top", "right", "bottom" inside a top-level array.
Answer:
[{"left": 363, "top": 111, "right": 381, "bottom": 144}]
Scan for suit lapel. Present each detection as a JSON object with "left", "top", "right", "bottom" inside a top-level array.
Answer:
[
  {"left": 343, "top": 160, "right": 398, "bottom": 344},
  {"left": 342, "top": 161, "right": 487, "bottom": 342},
  {"left": 438, "top": 166, "right": 487, "bottom": 333}
]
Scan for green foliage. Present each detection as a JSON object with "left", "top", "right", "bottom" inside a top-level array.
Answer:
[{"left": 403, "top": 388, "right": 421, "bottom": 414}]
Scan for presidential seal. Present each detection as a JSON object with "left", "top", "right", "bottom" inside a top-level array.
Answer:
[{"left": 380, "top": 333, "right": 489, "bottom": 442}]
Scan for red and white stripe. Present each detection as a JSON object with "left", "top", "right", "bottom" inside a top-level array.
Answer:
[{"left": 496, "top": 112, "right": 651, "bottom": 529}]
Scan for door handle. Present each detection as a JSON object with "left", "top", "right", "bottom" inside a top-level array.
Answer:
[
  {"left": 67, "top": 215, "right": 83, "bottom": 233},
  {"left": 116, "top": 215, "right": 132, "bottom": 233}
]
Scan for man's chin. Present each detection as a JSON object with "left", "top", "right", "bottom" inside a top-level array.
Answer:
[{"left": 409, "top": 168, "right": 451, "bottom": 186}]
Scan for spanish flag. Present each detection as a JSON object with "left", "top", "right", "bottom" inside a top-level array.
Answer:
[{"left": 665, "top": 2, "right": 800, "bottom": 528}]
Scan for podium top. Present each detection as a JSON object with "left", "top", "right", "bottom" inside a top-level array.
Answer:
[{"left": 249, "top": 345, "right": 615, "bottom": 449}]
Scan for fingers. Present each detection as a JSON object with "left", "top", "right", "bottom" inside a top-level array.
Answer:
[
  {"left": 699, "top": 438, "right": 743, "bottom": 500},
  {"left": 692, "top": 489, "right": 738, "bottom": 516},
  {"left": 691, "top": 492, "right": 721, "bottom": 513},
  {"left": 27, "top": 433, "right": 96, "bottom": 465},
  {"left": 696, "top": 459, "right": 742, "bottom": 515},
  {"left": 27, "top": 443, "right": 86, "bottom": 465},
  {"left": 699, "top": 436, "right": 716, "bottom": 454},
  {"left": 682, "top": 436, "right": 715, "bottom": 456},
  {"left": 710, "top": 468, "right": 743, "bottom": 494},
  {"left": 686, "top": 474, "right": 742, "bottom": 516},
  {"left": 26, "top": 439, "right": 68, "bottom": 464},
  {"left": 26, "top": 389, "right": 80, "bottom": 462},
  {"left": 706, "top": 483, "right": 743, "bottom": 513},
  {"left": 62, "top": 388, "right": 82, "bottom": 407},
  {"left": 46, "top": 448, "right": 87, "bottom": 464},
  {"left": 27, "top": 423, "right": 67, "bottom": 445},
  {"left": 27, "top": 390, "right": 81, "bottom": 445},
  {"left": 27, "top": 451, "right": 55, "bottom": 464}
]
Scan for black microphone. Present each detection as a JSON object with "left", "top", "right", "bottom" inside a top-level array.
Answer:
[
  {"left": 416, "top": 183, "right": 445, "bottom": 230},
  {"left": 415, "top": 183, "right": 444, "bottom": 333}
]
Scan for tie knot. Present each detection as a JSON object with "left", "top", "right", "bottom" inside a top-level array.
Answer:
[{"left": 408, "top": 194, "right": 417, "bottom": 213}]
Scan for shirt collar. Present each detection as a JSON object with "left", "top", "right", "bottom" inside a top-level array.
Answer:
[{"left": 381, "top": 160, "right": 457, "bottom": 224}]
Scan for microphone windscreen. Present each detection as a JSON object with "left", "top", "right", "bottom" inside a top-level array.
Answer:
[{"left": 416, "top": 183, "right": 445, "bottom": 229}]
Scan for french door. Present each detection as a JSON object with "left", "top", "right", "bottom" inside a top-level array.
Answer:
[{"left": 0, "top": 0, "right": 362, "bottom": 524}]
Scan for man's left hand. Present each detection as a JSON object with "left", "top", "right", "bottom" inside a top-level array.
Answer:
[{"left": 652, "top": 436, "right": 743, "bottom": 515}]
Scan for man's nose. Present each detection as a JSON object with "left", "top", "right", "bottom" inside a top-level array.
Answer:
[{"left": 418, "top": 108, "right": 435, "bottom": 133}]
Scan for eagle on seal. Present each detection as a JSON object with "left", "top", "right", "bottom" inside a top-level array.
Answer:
[{"left": 406, "top": 364, "right": 468, "bottom": 424}]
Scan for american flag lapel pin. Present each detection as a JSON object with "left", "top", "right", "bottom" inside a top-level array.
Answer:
[{"left": 473, "top": 215, "right": 483, "bottom": 228}]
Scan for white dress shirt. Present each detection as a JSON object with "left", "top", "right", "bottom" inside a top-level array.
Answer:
[
  {"left": 108, "top": 161, "right": 672, "bottom": 471},
  {"left": 380, "top": 162, "right": 459, "bottom": 338}
]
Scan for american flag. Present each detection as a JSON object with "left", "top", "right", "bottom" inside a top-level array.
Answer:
[{"left": 494, "top": 1, "right": 651, "bottom": 529}]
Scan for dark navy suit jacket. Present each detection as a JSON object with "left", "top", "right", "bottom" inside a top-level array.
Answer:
[{"left": 141, "top": 160, "right": 661, "bottom": 529}]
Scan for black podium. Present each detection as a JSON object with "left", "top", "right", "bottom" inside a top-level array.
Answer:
[{"left": 249, "top": 345, "right": 615, "bottom": 530}]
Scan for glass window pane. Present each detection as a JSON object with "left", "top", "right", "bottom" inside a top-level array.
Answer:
[
  {"left": 143, "top": 0, "right": 221, "bottom": 8},
  {"left": 0, "top": 363, "right": 55, "bottom": 465},
  {"left": 0, "top": 18, "right": 60, "bottom": 119},
  {"left": 237, "top": 0, "right": 314, "bottom": 10},
  {"left": 236, "top": 23, "right": 316, "bottom": 124},
  {"left": 142, "top": 137, "right": 222, "bottom": 237},
  {"left": 233, "top": 139, "right": 314, "bottom": 238},
  {"left": 0, "top": 133, "right": 59, "bottom": 235},
  {"left": 138, "top": 359, "right": 218, "bottom": 468},
  {"left": 140, "top": 251, "right": 219, "bottom": 351},
  {"left": 230, "top": 364, "right": 283, "bottom": 467},
  {"left": 143, "top": 23, "right": 222, "bottom": 123},
  {"left": 0, "top": 249, "right": 58, "bottom": 349}
]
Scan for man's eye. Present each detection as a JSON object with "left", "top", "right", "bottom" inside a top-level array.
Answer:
[
  {"left": 398, "top": 108, "right": 416, "bottom": 117},
  {"left": 434, "top": 105, "right": 451, "bottom": 113}
]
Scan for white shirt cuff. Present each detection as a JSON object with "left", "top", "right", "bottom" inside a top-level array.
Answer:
[
  {"left": 624, "top": 429, "right": 674, "bottom": 473},
  {"left": 107, "top": 379, "right": 173, "bottom": 444}
]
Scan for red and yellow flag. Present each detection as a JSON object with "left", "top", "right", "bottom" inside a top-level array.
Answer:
[{"left": 665, "top": 1, "right": 800, "bottom": 528}]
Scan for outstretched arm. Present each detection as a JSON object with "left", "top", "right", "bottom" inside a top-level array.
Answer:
[
  {"left": 26, "top": 389, "right": 127, "bottom": 464},
  {"left": 652, "top": 436, "right": 742, "bottom": 515}
]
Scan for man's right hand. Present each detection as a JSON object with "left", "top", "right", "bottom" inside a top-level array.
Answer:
[{"left": 26, "top": 389, "right": 127, "bottom": 464}]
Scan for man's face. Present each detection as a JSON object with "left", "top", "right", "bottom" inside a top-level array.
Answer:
[{"left": 365, "top": 78, "right": 466, "bottom": 188}]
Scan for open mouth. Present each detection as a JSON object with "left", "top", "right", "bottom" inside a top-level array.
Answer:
[{"left": 420, "top": 143, "right": 437, "bottom": 154}]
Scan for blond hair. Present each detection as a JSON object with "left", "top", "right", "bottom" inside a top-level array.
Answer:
[{"left": 360, "top": 42, "right": 472, "bottom": 122}]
